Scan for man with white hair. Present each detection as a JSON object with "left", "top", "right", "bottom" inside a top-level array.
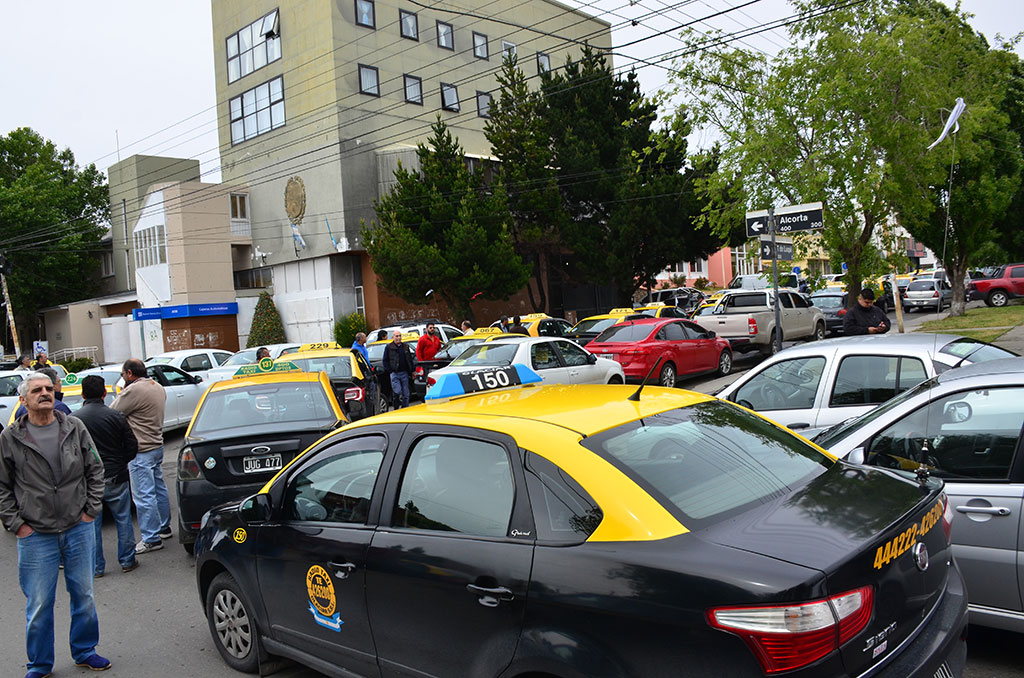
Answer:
[{"left": 0, "top": 371, "right": 111, "bottom": 676}]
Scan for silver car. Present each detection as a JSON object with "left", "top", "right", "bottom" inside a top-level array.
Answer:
[
  {"left": 904, "top": 278, "right": 952, "bottom": 312},
  {"left": 812, "top": 358, "right": 1024, "bottom": 632},
  {"left": 716, "top": 333, "right": 1016, "bottom": 432}
]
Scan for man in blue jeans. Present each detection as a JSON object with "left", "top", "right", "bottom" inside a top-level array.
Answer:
[
  {"left": 74, "top": 375, "right": 139, "bottom": 576},
  {"left": 0, "top": 371, "right": 112, "bottom": 676},
  {"left": 383, "top": 330, "right": 414, "bottom": 409},
  {"left": 112, "top": 359, "right": 170, "bottom": 554}
]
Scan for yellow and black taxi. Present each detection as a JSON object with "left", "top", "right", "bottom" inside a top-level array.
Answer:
[
  {"left": 632, "top": 301, "right": 693, "bottom": 319},
  {"left": 193, "top": 366, "right": 967, "bottom": 677},
  {"left": 175, "top": 361, "right": 347, "bottom": 553},
  {"left": 490, "top": 313, "right": 575, "bottom": 337},
  {"left": 284, "top": 342, "right": 383, "bottom": 420},
  {"left": 564, "top": 308, "right": 648, "bottom": 346}
]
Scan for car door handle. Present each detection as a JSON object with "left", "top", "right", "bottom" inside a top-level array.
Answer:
[
  {"left": 328, "top": 561, "right": 357, "bottom": 579},
  {"left": 955, "top": 505, "right": 1011, "bottom": 516},
  {"left": 788, "top": 422, "right": 811, "bottom": 430},
  {"left": 466, "top": 584, "right": 514, "bottom": 607}
]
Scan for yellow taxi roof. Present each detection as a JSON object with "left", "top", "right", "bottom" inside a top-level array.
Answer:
[
  {"left": 282, "top": 348, "right": 357, "bottom": 361},
  {"left": 633, "top": 303, "right": 666, "bottom": 311},
  {"left": 519, "top": 313, "right": 550, "bottom": 321},
  {"left": 211, "top": 370, "right": 328, "bottom": 393}
]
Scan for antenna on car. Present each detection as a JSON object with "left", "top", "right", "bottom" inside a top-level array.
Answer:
[{"left": 627, "top": 356, "right": 663, "bottom": 402}]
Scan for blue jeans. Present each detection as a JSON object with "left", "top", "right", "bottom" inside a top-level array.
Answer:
[
  {"left": 18, "top": 520, "right": 101, "bottom": 674},
  {"left": 390, "top": 372, "right": 410, "bottom": 409},
  {"left": 94, "top": 480, "right": 136, "bottom": 573},
  {"left": 129, "top": 447, "right": 171, "bottom": 544}
]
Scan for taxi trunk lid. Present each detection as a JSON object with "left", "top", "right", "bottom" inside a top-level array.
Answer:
[
  {"left": 704, "top": 463, "right": 952, "bottom": 675},
  {"left": 187, "top": 428, "right": 330, "bottom": 487}
]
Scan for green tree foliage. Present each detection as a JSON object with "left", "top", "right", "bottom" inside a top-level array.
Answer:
[
  {"left": 542, "top": 47, "right": 725, "bottom": 302},
  {"left": 991, "top": 55, "right": 1024, "bottom": 263},
  {"left": 333, "top": 311, "right": 367, "bottom": 348},
  {"left": 60, "top": 357, "right": 95, "bottom": 374},
  {"left": 0, "top": 128, "right": 109, "bottom": 347},
  {"left": 365, "top": 118, "right": 530, "bottom": 323},
  {"left": 246, "top": 291, "right": 287, "bottom": 347}
]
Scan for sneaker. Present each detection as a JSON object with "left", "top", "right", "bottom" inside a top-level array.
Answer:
[
  {"left": 75, "top": 654, "right": 111, "bottom": 671},
  {"left": 158, "top": 527, "right": 173, "bottom": 540},
  {"left": 135, "top": 540, "right": 163, "bottom": 555},
  {"left": 121, "top": 560, "right": 140, "bottom": 573},
  {"left": 94, "top": 572, "right": 104, "bottom": 579},
  {"left": 25, "top": 671, "right": 52, "bottom": 678}
]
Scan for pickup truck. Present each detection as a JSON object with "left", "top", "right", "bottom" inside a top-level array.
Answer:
[
  {"left": 967, "top": 263, "right": 1024, "bottom": 307},
  {"left": 701, "top": 289, "right": 826, "bottom": 354}
]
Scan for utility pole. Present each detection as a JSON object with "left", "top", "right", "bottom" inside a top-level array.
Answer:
[
  {"left": 0, "top": 254, "right": 20, "bottom": 356},
  {"left": 769, "top": 206, "right": 782, "bottom": 354}
]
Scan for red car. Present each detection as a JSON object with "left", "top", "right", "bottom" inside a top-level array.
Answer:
[{"left": 586, "top": 317, "right": 732, "bottom": 387}]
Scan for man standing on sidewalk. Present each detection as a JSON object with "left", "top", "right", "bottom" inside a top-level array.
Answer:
[
  {"left": 75, "top": 375, "right": 139, "bottom": 577},
  {"left": 0, "top": 371, "right": 112, "bottom": 676},
  {"left": 112, "top": 359, "right": 170, "bottom": 555}
]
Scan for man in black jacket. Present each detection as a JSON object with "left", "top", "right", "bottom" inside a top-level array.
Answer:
[
  {"left": 843, "top": 288, "right": 891, "bottom": 336},
  {"left": 382, "top": 330, "right": 414, "bottom": 409},
  {"left": 74, "top": 375, "right": 140, "bottom": 577}
]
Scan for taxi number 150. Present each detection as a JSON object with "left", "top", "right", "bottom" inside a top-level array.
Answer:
[
  {"left": 458, "top": 367, "right": 522, "bottom": 394},
  {"left": 873, "top": 501, "right": 944, "bottom": 570}
]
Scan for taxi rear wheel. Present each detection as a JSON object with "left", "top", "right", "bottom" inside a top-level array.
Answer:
[{"left": 206, "top": 572, "right": 265, "bottom": 673}]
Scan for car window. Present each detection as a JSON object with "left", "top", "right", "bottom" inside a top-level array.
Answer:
[
  {"left": 582, "top": 401, "right": 830, "bottom": 530},
  {"left": 223, "top": 350, "right": 259, "bottom": 367},
  {"left": 1012, "top": 266, "right": 1024, "bottom": 279},
  {"left": 182, "top": 354, "right": 212, "bottom": 372},
  {"left": 662, "top": 322, "right": 686, "bottom": 341},
  {"left": 290, "top": 356, "right": 355, "bottom": 379},
  {"left": 732, "top": 357, "right": 826, "bottom": 411},
  {"left": 283, "top": 436, "right": 386, "bottom": 523},
  {"left": 392, "top": 435, "right": 514, "bottom": 537},
  {"left": 830, "top": 356, "right": 926, "bottom": 407},
  {"left": 147, "top": 357, "right": 172, "bottom": 365},
  {"left": 939, "top": 338, "right": 1017, "bottom": 364},
  {"left": 441, "top": 325, "right": 463, "bottom": 340},
  {"left": 557, "top": 341, "right": 591, "bottom": 367},
  {"left": 191, "top": 382, "right": 336, "bottom": 435},
  {"left": 908, "top": 280, "right": 935, "bottom": 291},
  {"left": 865, "top": 387, "right": 1024, "bottom": 479},
  {"left": 572, "top": 318, "right": 620, "bottom": 335},
  {"left": 214, "top": 352, "right": 232, "bottom": 365},
  {"left": 523, "top": 451, "right": 602, "bottom": 543},
  {"left": 779, "top": 293, "right": 794, "bottom": 309},
  {"left": 160, "top": 366, "right": 192, "bottom": 386},
  {"left": 451, "top": 342, "right": 518, "bottom": 367},
  {"left": 682, "top": 321, "right": 709, "bottom": 339},
  {"left": 793, "top": 294, "right": 812, "bottom": 308},
  {"left": 811, "top": 296, "right": 844, "bottom": 309},
  {"left": 0, "top": 375, "right": 22, "bottom": 397},
  {"left": 531, "top": 342, "right": 562, "bottom": 370},
  {"left": 727, "top": 293, "right": 766, "bottom": 309}
]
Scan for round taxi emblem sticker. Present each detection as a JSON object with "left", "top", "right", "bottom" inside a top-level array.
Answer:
[
  {"left": 258, "top": 357, "right": 274, "bottom": 371},
  {"left": 232, "top": 528, "right": 247, "bottom": 544},
  {"left": 305, "top": 565, "right": 343, "bottom": 631},
  {"left": 64, "top": 373, "right": 79, "bottom": 385}
]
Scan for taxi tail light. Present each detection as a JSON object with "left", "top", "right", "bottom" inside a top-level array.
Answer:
[
  {"left": 177, "top": 447, "right": 203, "bottom": 481},
  {"left": 426, "top": 376, "right": 437, "bottom": 387},
  {"left": 941, "top": 493, "right": 954, "bottom": 542},
  {"left": 707, "top": 586, "right": 873, "bottom": 674},
  {"left": 748, "top": 318, "right": 758, "bottom": 335},
  {"left": 414, "top": 366, "right": 424, "bottom": 377},
  {"left": 343, "top": 387, "right": 364, "bottom": 402}
]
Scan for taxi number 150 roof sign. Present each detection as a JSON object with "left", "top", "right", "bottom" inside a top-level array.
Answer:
[
  {"left": 234, "top": 359, "right": 301, "bottom": 377},
  {"left": 427, "top": 365, "right": 542, "bottom": 400}
]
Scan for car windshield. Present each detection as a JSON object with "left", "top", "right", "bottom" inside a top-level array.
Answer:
[
  {"left": 594, "top": 324, "right": 654, "bottom": 343},
  {"left": 450, "top": 343, "right": 518, "bottom": 367},
  {"left": 939, "top": 338, "right": 1017, "bottom": 364},
  {"left": 289, "top": 356, "right": 355, "bottom": 379},
  {"left": 437, "top": 338, "right": 484, "bottom": 360},
  {"left": 222, "top": 350, "right": 258, "bottom": 367},
  {"left": 813, "top": 377, "right": 939, "bottom": 449},
  {"left": 811, "top": 296, "right": 844, "bottom": 309},
  {"left": 146, "top": 357, "right": 172, "bottom": 365},
  {"left": 571, "top": 318, "right": 620, "bottom": 334},
  {"left": 907, "top": 280, "right": 935, "bottom": 291},
  {"left": 694, "top": 305, "right": 717, "bottom": 317},
  {"left": 0, "top": 375, "right": 22, "bottom": 397},
  {"left": 582, "top": 401, "right": 831, "bottom": 530},
  {"left": 191, "top": 383, "right": 336, "bottom": 436}
]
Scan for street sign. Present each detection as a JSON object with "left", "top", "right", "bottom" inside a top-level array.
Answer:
[
  {"left": 745, "top": 202, "right": 824, "bottom": 237},
  {"left": 759, "top": 237, "right": 794, "bottom": 261},
  {"left": 792, "top": 266, "right": 801, "bottom": 275}
]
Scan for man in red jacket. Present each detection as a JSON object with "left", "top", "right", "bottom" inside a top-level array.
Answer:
[{"left": 416, "top": 323, "right": 442, "bottom": 362}]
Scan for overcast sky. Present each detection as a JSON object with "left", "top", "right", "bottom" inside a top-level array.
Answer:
[{"left": 1, "top": 0, "right": 1019, "bottom": 185}]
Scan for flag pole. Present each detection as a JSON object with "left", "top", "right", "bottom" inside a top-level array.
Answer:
[{"left": 938, "top": 129, "right": 956, "bottom": 309}]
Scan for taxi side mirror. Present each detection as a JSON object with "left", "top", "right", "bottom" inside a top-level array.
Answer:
[
  {"left": 239, "top": 494, "right": 272, "bottom": 524},
  {"left": 847, "top": 448, "right": 866, "bottom": 465}
]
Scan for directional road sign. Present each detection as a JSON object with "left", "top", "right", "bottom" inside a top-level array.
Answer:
[
  {"left": 759, "top": 237, "right": 794, "bottom": 261},
  {"left": 745, "top": 202, "right": 824, "bottom": 238}
]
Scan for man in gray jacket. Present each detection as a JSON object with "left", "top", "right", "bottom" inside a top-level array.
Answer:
[{"left": 0, "top": 371, "right": 112, "bottom": 676}]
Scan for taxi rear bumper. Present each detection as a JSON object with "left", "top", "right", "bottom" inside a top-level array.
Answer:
[{"left": 177, "top": 477, "right": 266, "bottom": 545}]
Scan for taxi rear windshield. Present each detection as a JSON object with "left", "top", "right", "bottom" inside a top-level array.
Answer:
[
  {"left": 289, "top": 356, "right": 355, "bottom": 379},
  {"left": 450, "top": 343, "right": 518, "bottom": 367},
  {"left": 594, "top": 324, "right": 654, "bottom": 343},
  {"left": 572, "top": 318, "right": 619, "bottom": 334},
  {"left": 191, "top": 383, "right": 336, "bottom": 436},
  {"left": 437, "top": 338, "right": 484, "bottom": 360},
  {"left": 811, "top": 296, "right": 844, "bottom": 309},
  {"left": 582, "top": 401, "right": 831, "bottom": 530}
]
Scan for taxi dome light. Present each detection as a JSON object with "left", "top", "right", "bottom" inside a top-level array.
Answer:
[{"left": 425, "top": 364, "right": 542, "bottom": 401}]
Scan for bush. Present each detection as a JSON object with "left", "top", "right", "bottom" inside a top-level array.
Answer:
[
  {"left": 693, "top": 277, "right": 712, "bottom": 291},
  {"left": 334, "top": 312, "right": 368, "bottom": 348},
  {"left": 61, "top": 357, "right": 95, "bottom": 374},
  {"left": 246, "top": 292, "right": 288, "bottom": 347}
]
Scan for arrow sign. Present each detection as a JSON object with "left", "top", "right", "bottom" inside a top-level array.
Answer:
[
  {"left": 759, "top": 237, "right": 794, "bottom": 261},
  {"left": 746, "top": 202, "right": 824, "bottom": 238}
]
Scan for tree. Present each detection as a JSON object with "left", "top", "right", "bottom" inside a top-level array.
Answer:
[
  {"left": 246, "top": 291, "right": 287, "bottom": 346},
  {"left": 365, "top": 118, "right": 530, "bottom": 323},
  {"left": 990, "top": 55, "right": 1024, "bottom": 263},
  {"left": 0, "top": 128, "right": 109, "bottom": 348},
  {"left": 670, "top": 0, "right": 1005, "bottom": 307},
  {"left": 540, "top": 46, "right": 725, "bottom": 303}
]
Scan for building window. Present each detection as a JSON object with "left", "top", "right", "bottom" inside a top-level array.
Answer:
[
  {"left": 355, "top": 0, "right": 375, "bottom": 28},
  {"left": 133, "top": 224, "right": 167, "bottom": 269},
  {"left": 358, "top": 64, "right": 380, "bottom": 96},
  {"left": 473, "top": 32, "right": 488, "bottom": 59},
  {"left": 436, "top": 21, "right": 454, "bottom": 50},
  {"left": 476, "top": 91, "right": 491, "bottom": 118},
  {"left": 227, "top": 9, "right": 281, "bottom": 84},
  {"left": 230, "top": 76, "right": 286, "bottom": 145},
  {"left": 101, "top": 251, "right": 114, "bottom": 278},
  {"left": 234, "top": 267, "right": 274, "bottom": 290},
  {"left": 404, "top": 74, "right": 423, "bottom": 105},
  {"left": 440, "top": 83, "right": 459, "bottom": 112},
  {"left": 399, "top": 9, "right": 418, "bottom": 39},
  {"left": 230, "top": 193, "right": 249, "bottom": 220},
  {"left": 355, "top": 285, "right": 365, "bottom": 316},
  {"left": 502, "top": 41, "right": 516, "bottom": 59},
  {"left": 688, "top": 259, "right": 707, "bottom": 276},
  {"left": 537, "top": 52, "right": 551, "bottom": 73},
  {"left": 731, "top": 245, "right": 757, "bottom": 276}
]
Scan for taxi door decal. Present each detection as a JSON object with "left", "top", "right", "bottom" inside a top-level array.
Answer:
[{"left": 306, "top": 565, "right": 344, "bottom": 631}]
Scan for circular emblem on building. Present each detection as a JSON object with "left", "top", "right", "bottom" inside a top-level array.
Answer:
[
  {"left": 912, "top": 542, "right": 929, "bottom": 572},
  {"left": 258, "top": 357, "right": 274, "bottom": 371},
  {"left": 284, "top": 176, "right": 306, "bottom": 226},
  {"left": 232, "top": 528, "right": 247, "bottom": 544},
  {"left": 306, "top": 565, "right": 336, "bottom": 617}
]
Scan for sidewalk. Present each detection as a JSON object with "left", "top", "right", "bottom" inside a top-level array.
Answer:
[{"left": 992, "top": 324, "right": 1024, "bottom": 355}]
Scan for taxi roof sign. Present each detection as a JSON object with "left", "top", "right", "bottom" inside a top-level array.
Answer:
[
  {"left": 609, "top": 308, "right": 636, "bottom": 315},
  {"left": 233, "top": 360, "right": 302, "bottom": 378},
  {"left": 469, "top": 327, "right": 506, "bottom": 336},
  {"left": 426, "top": 364, "right": 542, "bottom": 401},
  {"left": 520, "top": 313, "right": 549, "bottom": 321},
  {"left": 299, "top": 342, "right": 341, "bottom": 352}
]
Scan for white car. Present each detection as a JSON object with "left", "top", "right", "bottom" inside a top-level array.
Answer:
[
  {"left": 115, "top": 364, "right": 207, "bottom": 430},
  {"left": 77, "top": 365, "right": 123, "bottom": 387},
  {"left": 0, "top": 370, "right": 32, "bottom": 418},
  {"left": 369, "top": 320, "right": 464, "bottom": 343},
  {"left": 145, "top": 349, "right": 233, "bottom": 382},
  {"left": 203, "top": 343, "right": 301, "bottom": 385},
  {"left": 425, "top": 337, "right": 624, "bottom": 392}
]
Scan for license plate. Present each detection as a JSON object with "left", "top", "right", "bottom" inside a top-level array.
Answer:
[
  {"left": 932, "top": 662, "right": 953, "bottom": 678},
  {"left": 243, "top": 454, "right": 282, "bottom": 473}
]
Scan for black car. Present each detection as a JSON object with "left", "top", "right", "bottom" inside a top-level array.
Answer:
[{"left": 810, "top": 291, "right": 848, "bottom": 334}]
